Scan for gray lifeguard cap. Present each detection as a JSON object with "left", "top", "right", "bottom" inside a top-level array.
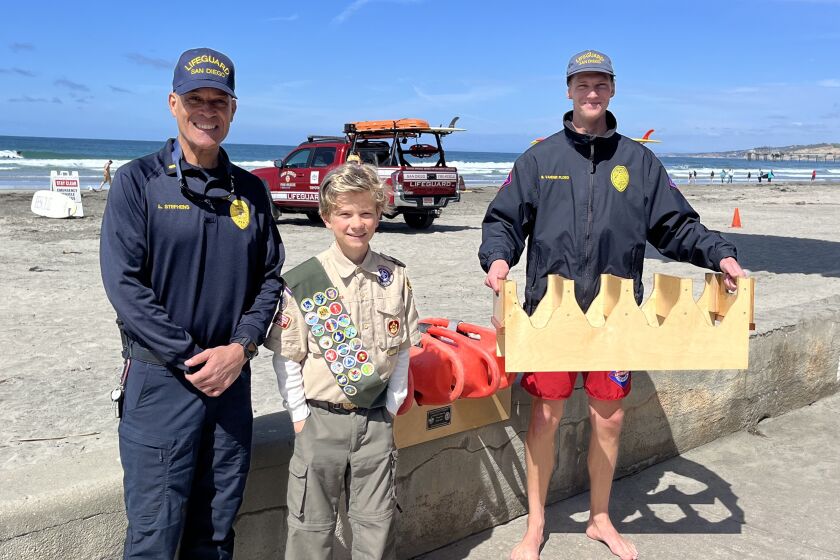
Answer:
[
  {"left": 172, "top": 48, "right": 236, "bottom": 98},
  {"left": 566, "top": 50, "right": 615, "bottom": 79}
]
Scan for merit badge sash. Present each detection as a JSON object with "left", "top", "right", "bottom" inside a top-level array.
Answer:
[{"left": 283, "top": 258, "right": 387, "bottom": 409}]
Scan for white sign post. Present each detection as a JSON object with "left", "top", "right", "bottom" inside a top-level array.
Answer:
[{"left": 50, "top": 170, "right": 84, "bottom": 217}]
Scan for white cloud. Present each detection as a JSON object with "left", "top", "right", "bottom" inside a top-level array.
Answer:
[
  {"left": 817, "top": 79, "right": 840, "bottom": 88},
  {"left": 412, "top": 85, "right": 516, "bottom": 105}
]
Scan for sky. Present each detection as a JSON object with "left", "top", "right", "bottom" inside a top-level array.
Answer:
[{"left": 2, "top": 0, "right": 840, "bottom": 153}]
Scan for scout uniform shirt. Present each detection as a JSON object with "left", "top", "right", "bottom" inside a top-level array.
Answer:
[{"left": 265, "top": 243, "right": 421, "bottom": 405}]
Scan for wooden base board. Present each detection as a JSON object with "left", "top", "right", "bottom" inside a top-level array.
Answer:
[{"left": 393, "top": 388, "right": 511, "bottom": 448}]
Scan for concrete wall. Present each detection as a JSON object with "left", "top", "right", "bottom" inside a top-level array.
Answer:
[{"left": 2, "top": 296, "right": 838, "bottom": 560}]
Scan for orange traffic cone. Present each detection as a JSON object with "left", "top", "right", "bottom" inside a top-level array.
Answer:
[{"left": 731, "top": 208, "right": 742, "bottom": 228}]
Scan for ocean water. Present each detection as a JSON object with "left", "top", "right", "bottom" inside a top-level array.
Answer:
[{"left": 1, "top": 135, "right": 838, "bottom": 190}]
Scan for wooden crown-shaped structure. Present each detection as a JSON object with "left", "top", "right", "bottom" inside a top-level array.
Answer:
[{"left": 493, "top": 273, "right": 755, "bottom": 372}]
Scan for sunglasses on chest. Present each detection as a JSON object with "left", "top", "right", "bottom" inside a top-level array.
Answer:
[{"left": 171, "top": 140, "right": 236, "bottom": 204}]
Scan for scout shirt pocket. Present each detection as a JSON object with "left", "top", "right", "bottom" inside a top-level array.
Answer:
[{"left": 374, "top": 297, "right": 405, "bottom": 378}]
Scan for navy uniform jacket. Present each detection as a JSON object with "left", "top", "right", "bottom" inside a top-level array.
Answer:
[
  {"left": 479, "top": 111, "right": 737, "bottom": 315},
  {"left": 100, "top": 138, "right": 284, "bottom": 370}
]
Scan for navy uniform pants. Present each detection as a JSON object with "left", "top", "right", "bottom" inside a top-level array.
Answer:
[{"left": 118, "top": 359, "right": 253, "bottom": 559}]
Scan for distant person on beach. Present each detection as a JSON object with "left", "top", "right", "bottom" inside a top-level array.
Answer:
[
  {"left": 728, "top": 169, "right": 734, "bottom": 183},
  {"left": 812, "top": 169, "right": 816, "bottom": 181},
  {"left": 711, "top": 170, "right": 715, "bottom": 180},
  {"left": 480, "top": 49, "right": 746, "bottom": 560},
  {"left": 95, "top": 160, "right": 112, "bottom": 191},
  {"left": 748, "top": 171, "right": 752, "bottom": 181},
  {"left": 768, "top": 169, "right": 775, "bottom": 183},
  {"left": 99, "top": 48, "right": 284, "bottom": 559},
  {"left": 721, "top": 169, "right": 726, "bottom": 183},
  {"left": 758, "top": 169, "right": 763, "bottom": 183}
]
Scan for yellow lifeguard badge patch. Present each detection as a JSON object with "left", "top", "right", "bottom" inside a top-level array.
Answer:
[
  {"left": 610, "top": 165, "right": 630, "bottom": 192},
  {"left": 230, "top": 199, "right": 250, "bottom": 229}
]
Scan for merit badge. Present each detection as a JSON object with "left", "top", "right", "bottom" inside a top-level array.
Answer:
[
  {"left": 361, "top": 363, "right": 375, "bottom": 376},
  {"left": 337, "top": 343, "right": 350, "bottom": 356},
  {"left": 331, "top": 362, "right": 345, "bottom": 375},
  {"left": 335, "top": 374, "right": 349, "bottom": 386},
  {"left": 229, "top": 199, "right": 250, "bottom": 230},
  {"left": 338, "top": 315, "right": 352, "bottom": 328},
  {"left": 324, "top": 349, "right": 338, "bottom": 362},
  {"left": 301, "top": 298, "right": 315, "bottom": 312},
  {"left": 325, "top": 287, "right": 339, "bottom": 301},
  {"left": 387, "top": 319, "right": 400, "bottom": 336},
  {"left": 305, "top": 312, "right": 319, "bottom": 326},
  {"left": 317, "top": 306, "right": 331, "bottom": 320},
  {"left": 319, "top": 337, "right": 333, "bottom": 350},
  {"left": 610, "top": 165, "right": 630, "bottom": 192},
  {"left": 344, "top": 326, "right": 358, "bottom": 339},
  {"left": 377, "top": 266, "right": 393, "bottom": 287},
  {"left": 324, "top": 318, "right": 338, "bottom": 332},
  {"left": 348, "top": 368, "right": 362, "bottom": 382},
  {"left": 349, "top": 338, "right": 363, "bottom": 351},
  {"left": 343, "top": 385, "right": 358, "bottom": 397},
  {"left": 311, "top": 324, "right": 325, "bottom": 337},
  {"left": 609, "top": 370, "right": 631, "bottom": 388},
  {"left": 329, "top": 302, "right": 343, "bottom": 315},
  {"left": 356, "top": 350, "right": 369, "bottom": 363},
  {"left": 343, "top": 356, "right": 357, "bottom": 369},
  {"left": 313, "top": 292, "right": 327, "bottom": 306},
  {"left": 332, "top": 331, "right": 346, "bottom": 343}
]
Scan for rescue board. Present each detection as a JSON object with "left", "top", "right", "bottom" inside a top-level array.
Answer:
[{"left": 31, "top": 190, "right": 77, "bottom": 218}]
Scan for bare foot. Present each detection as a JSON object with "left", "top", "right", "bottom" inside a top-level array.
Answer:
[
  {"left": 586, "top": 517, "right": 637, "bottom": 560},
  {"left": 510, "top": 528, "right": 543, "bottom": 560}
]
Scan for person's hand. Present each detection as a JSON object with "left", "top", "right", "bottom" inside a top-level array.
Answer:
[
  {"left": 484, "top": 259, "right": 510, "bottom": 294},
  {"left": 184, "top": 344, "right": 247, "bottom": 397},
  {"left": 293, "top": 419, "right": 307, "bottom": 434},
  {"left": 719, "top": 257, "right": 747, "bottom": 292}
]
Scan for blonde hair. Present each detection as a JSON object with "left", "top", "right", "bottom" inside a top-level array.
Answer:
[{"left": 319, "top": 163, "right": 386, "bottom": 216}]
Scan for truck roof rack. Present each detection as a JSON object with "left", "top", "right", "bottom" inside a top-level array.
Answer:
[{"left": 304, "top": 135, "right": 346, "bottom": 144}]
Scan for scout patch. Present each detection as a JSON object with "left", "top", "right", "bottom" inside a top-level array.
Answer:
[
  {"left": 610, "top": 165, "right": 630, "bottom": 192},
  {"left": 387, "top": 319, "right": 400, "bottom": 337},
  {"left": 279, "top": 314, "right": 292, "bottom": 329},
  {"left": 377, "top": 266, "right": 393, "bottom": 287},
  {"left": 325, "top": 287, "right": 339, "bottom": 300},
  {"left": 301, "top": 298, "right": 315, "bottom": 312},
  {"left": 230, "top": 199, "right": 250, "bottom": 229}
]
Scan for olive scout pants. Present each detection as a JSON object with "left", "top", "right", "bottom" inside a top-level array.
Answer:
[{"left": 285, "top": 404, "right": 398, "bottom": 560}]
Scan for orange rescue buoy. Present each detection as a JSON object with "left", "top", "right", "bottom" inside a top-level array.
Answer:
[
  {"left": 452, "top": 322, "right": 515, "bottom": 389},
  {"left": 419, "top": 322, "right": 501, "bottom": 399},
  {"left": 410, "top": 332, "right": 465, "bottom": 405}
]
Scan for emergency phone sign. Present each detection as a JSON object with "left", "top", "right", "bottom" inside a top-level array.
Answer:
[{"left": 50, "top": 170, "right": 84, "bottom": 217}]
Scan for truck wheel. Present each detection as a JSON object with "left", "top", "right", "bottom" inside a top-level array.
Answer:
[
  {"left": 404, "top": 212, "right": 435, "bottom": 230},
  {"left": 306, "top": 211, "right": 323, "bottom": 226}
]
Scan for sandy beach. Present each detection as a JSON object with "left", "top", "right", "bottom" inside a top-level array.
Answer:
[{"left": 1, "top": 182, "right": 839, "bottom": 471}]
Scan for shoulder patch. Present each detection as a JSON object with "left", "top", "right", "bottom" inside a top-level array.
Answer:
[{"left": 379, "top": 253, "right": 406, "bottom": 268}]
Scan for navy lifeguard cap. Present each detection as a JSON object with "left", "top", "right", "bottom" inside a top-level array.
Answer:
[
  {"left": 172, "top": 48, "right": 236, "bottom": 98},
  {"left": 566, "top": 50, "right": 615, "bottom": 78}
]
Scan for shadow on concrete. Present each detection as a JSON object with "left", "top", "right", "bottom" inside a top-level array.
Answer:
[
  {"left": 644, "top": 233, "right": 840, "bottom": 277},
  {"left": 417, "top": 372, "right": 744, "bottom": 559}
]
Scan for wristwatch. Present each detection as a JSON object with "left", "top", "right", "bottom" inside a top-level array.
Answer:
[{"left": 232, "top": 337, "right": 259, "bottom": 360}]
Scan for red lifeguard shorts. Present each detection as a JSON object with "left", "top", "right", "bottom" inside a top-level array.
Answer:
[{"left": 521, "top": 370, "right": 632, "bottom": 401}]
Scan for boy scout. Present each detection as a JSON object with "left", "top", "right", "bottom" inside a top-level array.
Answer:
[{"left": 266, "top": 163, "right": 420, "bottom": 559}]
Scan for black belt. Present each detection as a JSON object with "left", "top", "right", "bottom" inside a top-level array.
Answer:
[
  {"left": 307, "top": 399, "right": 381, "bottom": 415},
  {"left": 121, "top": 338, "right": 165, "bottom": 365}
]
